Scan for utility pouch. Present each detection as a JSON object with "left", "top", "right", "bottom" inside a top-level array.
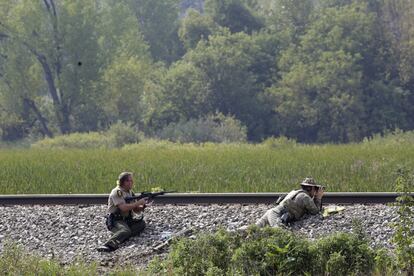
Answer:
[
  {"left": 105, "top": 213, "right": 115, "bottom": 231},
  {"left": 280, "top": 207, "right": 293, "bottom": 225}
]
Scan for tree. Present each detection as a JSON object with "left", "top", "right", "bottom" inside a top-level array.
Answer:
[
  {"left": 0, "top": 0, "right": 151, "bottom": 138},
  {"left": 154, "top": 61, "right": 213, "bottom": 125},
  {"left": 205, "top": 0, "right": 264, "bottom": 34},
  {"left": 101, "top": 55, "right": 154, "bottom": 128},
  {"left": 0, "top": 0, "right": 103, "bottom": 134},
  {"left": 128, "top": 0, "right": 183, "bottom": 63},
  {"left": 268, "top": 3, "right": 380, "bottom": 142},
  {"left": 178, "top": 8, "right": 217, "bottom": 50},
  {"left": 180, "top": 30, "right": 279, "bottom": 140},
  {"left": 258, "top": 0, "right": 314, "bottom": 43}
]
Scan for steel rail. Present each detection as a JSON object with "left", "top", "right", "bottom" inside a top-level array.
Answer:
[{"left": 0, "top": 192, "right": 407, "bottom": 205}]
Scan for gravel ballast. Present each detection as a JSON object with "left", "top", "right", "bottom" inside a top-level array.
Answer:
[{"left": 0, "top": 204, "right": 398, "bottom": 270}]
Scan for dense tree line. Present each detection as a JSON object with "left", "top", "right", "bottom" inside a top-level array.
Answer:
[{"left": 0, "top": 0, "right": 413, "bottom": 143}]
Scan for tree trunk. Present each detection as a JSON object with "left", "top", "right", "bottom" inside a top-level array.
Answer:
[
  {"left": 23, "top": 98, "right": 54, "bottom": 138},
  {"left": 29, "top": 48, "right": 71, "bottom": 134}
]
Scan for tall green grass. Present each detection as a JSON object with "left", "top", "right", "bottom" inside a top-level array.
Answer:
[
  {"left": 0, "top": 141, "right": 411, "bottom": 194},
  {"left": 0, "top": 242, "right": 144, "bottom": 275}
]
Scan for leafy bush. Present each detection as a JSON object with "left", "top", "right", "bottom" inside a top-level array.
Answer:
[
  {"left": 363, "top": 129, "right": 414, "bottom": 146},
  {"left": 230, "top": 226, "right": 316, "bottom": 275},
  {"left": 106, "top": 121, "right": 144, "bottom": 147},
  {"left": 392, "top": 168, "right": 414, "bottom": 274},
  {"left": 149, "top": 229, "right": 236, "bottom": 275},
  {"left": 147, "top": 226, "right": 383, "bottom": 276},
  {"left": 31, "top": 132, "right": 112, "bottom": 149},
  {"left": 314, "top": 232, "right": 376, "bottom": 275},
  {"left": 30, "top": 122, "right": 143, "bottom": 149},
  {"left": 158, "top": 113, "right": 247, "bottom": 143},
  {"left": 374, "top": 248, "right": 398, "bottom": 275}
]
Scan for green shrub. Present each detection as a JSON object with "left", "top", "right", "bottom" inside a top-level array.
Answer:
[
  {"left": 106, "top": 121, "right": 144, "bottom": 148},
  {"left": 374, "top": 248, "right": 397, "bottom": 276},
  {"left": 392, "top": 168, "right": 414, "bottom": 274},
  {"left": 158, "top": 113, "right": 247, "bottom": 143},
  {"left": 326, "top": 252, "right": 347, "bottom": 276},
  {"left": 30, "top": 122, "right": 143, "bottom": 149},
  {"left": 363, "top": 129, "right": 414, "bottom": 146},
  {"left": 230, "top": 226, "right": 316, "bottom": 275},
  {"left": 164, "top": 229, "right": 235, "bottom": 275},
  {"left": 31, "top": 132, "right": 112, "bottom": 149},
  {"left": 315, "top": 232, "right": 376, "bottom": 275},
  {"left": 147, "top": 227, "right": 386, "bottom": 276}
]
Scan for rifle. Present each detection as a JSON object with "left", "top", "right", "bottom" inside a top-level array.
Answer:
[
  {"left": 315, "top": 185, "right": 325, "bottom": 210},
  {"left": 124, "top": 191, "right": 175, "bottom": 203},
  {"left": 153, "top": 228, "right": 193, "bottom": 251}
]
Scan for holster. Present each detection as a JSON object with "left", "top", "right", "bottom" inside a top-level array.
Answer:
[{"left": 105, "top": 213, "right": 115, "bottom": 231}]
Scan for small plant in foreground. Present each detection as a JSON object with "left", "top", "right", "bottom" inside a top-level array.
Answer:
[{"left": 392, "top": 168, "right": 414, "bottom": 275}]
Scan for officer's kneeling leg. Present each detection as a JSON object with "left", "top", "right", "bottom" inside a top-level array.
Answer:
[{"left": 130, "top": 219, "right": 146, "bottom": 237}]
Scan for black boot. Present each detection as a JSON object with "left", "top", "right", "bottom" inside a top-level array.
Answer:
[{"left": 97, "top": 242, "right": 117, "bottom": 252}]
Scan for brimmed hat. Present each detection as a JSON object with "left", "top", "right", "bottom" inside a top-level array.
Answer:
[{"left": 300, "top": 177, "right": 319, "bottom": 187}]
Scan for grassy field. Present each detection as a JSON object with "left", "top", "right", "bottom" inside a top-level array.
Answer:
[{"left": 0, "top": 140, "right": 411, "bottom": 194}]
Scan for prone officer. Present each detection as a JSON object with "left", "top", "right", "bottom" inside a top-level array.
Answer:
[{"left": 255, "top": 177, "right": 324, "bottom": 228}]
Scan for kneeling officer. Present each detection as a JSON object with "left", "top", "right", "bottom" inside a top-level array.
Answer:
[{"left": 97, "top": 172, "right": 148, "bottom": 252}]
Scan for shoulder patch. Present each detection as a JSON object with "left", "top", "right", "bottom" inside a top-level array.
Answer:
[{"left": 117, "top": 190, "right": 123, "bottom": 197}]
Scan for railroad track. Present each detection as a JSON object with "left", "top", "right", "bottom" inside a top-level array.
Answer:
[{"left": 0, "top": 192, "right": 405, "bottom": 205}]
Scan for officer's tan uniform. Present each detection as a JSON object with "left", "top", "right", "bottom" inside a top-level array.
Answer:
[
  {"left": 256, "top": 189, "right": 321, "bottom": 227},
  {"left": 103, "top": 186, "right": 146, "bottom": 250}
]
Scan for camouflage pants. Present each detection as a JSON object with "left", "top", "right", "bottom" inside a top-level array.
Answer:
[
  {"left": 104, "top": 218, "right": 146, "bottom": 249},
  {"left": 255, "top": 208, "right": 284, "bottom": 228}
]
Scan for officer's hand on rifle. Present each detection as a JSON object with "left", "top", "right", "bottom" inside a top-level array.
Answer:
[
  {"left": 133, "top": 197, "right": 147, "bottom": 212},
  {"left": 315, "top": 187, "right": 324, "bottom": 199},
  {"left": 144, "top": 198, "right": 154, "bottom": 207}
]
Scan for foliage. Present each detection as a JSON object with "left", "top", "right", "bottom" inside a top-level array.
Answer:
[
  {"left": 152, "top": 61, "right": 213, "bottom": 125},
  {"left": 268, "top": 2, "right": 378, "bottom": 143},
  {"left": 391, "top": 168, "right": 414, "bottom": 274},
  {"left": 158, "top": 113, "right": 247, "bottom": 143},
  {"left": 374, "top": 248, "right": 398, "bottom": 276},
  {"left": 31, "top": 132, "right": 113, "bottom": 149},
  {"left": 31, "top": 122, "right": 143, "bottom": 149},
  {"left": 181, "top": 30, "right": 277, "bottom": 140},
  {"left": 106, "top": 121, "right": 144, "bottom": 148},
  {"left": 230, "top": 227, "right": 316, "bottom": 275},
  {"left": 0, "top": 242, "right": 95, "bottom": 275},
  {"left": 0, "top": 241, "right": 146, "bottom": 275},
  {"left": 262, "top": 136, "right": 297, "bottom": 148},
  {"left": 363, "top": 129, "right": 414, "bottom": 146},
  {"left": 314, "top": 232, "right": 376, "bottom": 275},
  {"left": 148, "top": 226, "right": 387, "bottom": 275},
  {"left": 178, "top": 9, "right": 217, "bottom": 49},
  {"left": 1, "top": 141, "right": 414, "bottom": 194},
  {"left": 100, "top": 55, "right": 154, "bottom": 127},
  {"left": 205, "top": 0, "right": 264, "bottom": 34},
  {"left": 1, "top": 0, "right": 414, "bottom": 143},
  {"left": 128, "top": 0, "right": 183, "bottom": 63}
]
